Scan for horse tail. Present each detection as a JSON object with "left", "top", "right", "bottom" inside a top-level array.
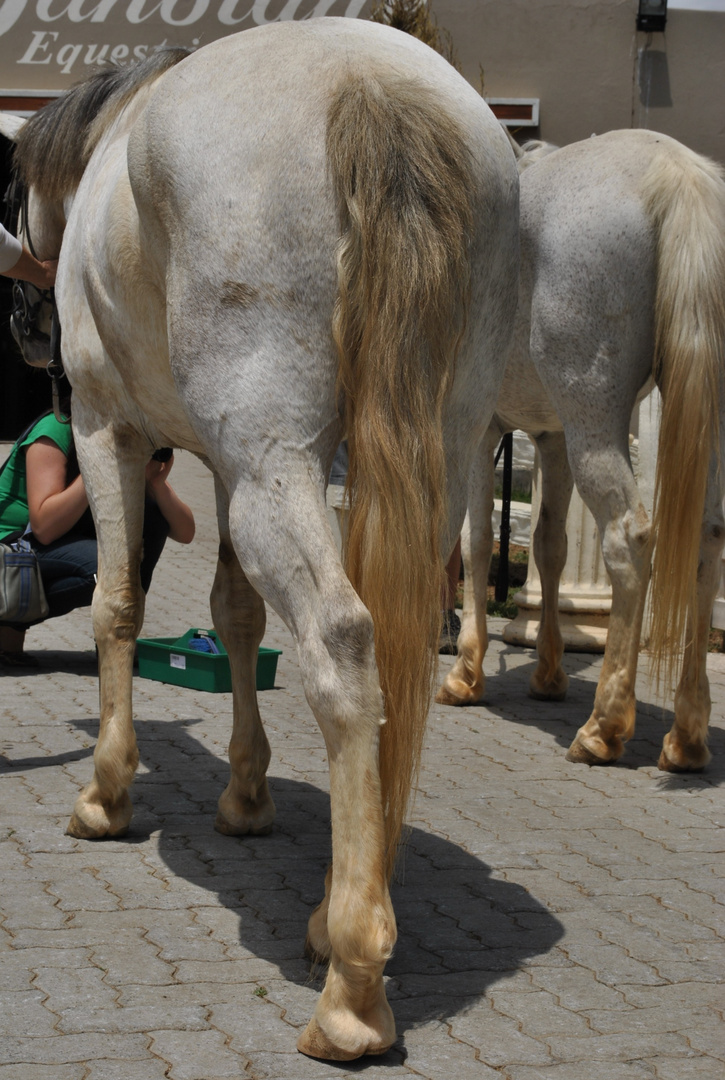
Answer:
[
  {"left": 643, "top": 144, "right": 725, "bottom": 687},
  {"left": 327, "top": 72, "right": 476, "bottom": 877}
]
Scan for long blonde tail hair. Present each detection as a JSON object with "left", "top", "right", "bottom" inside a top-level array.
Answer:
[
  {"left": 644, "top": 145, "right": 725, "bottom": 686},
  {"left": 327, "top": 72, "right": 476, "bottom": 876}
]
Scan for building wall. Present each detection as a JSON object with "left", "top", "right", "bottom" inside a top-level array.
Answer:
[
  {"left": 0, "top": 2, "right": 722, "bottom": 160},
  {"left": 438, "top": 0, "right": 724, "bottom": 163}
]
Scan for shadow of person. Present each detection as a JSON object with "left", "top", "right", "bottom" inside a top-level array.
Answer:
[{"left": 67, "top": 713, "right": 565, "bottom": 1049}]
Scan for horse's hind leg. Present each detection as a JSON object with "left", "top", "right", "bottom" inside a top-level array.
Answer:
[
  {"left": 210, "top": 478, "right": 275, "bottom": 834},
  {"left": 660, "top": 463, "right": 723, "bottom": 772},
  {"left": 529, "top": 430, "right": 573, "bottom": 701},
  {"left": 67, "top": 410, "right": 147, "bottom": 838},
  {"left": 226, "top": 476, "right": 395, "bottom": 1059},
  {"left": 436, "top": 425, "right": 500, "bottom": 705},
  {"left": 565, "top": 440, "right": 650, "bottom": 764}
]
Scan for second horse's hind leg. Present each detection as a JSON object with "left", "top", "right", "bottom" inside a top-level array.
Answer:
[
  {"left": 437, "top": 427, "right": 500, "bottom": 706},
  {"left": 565, "top": 442, "right": 651, "bottom": 764},
  {"left": 211, "top": 479, "right": 275, "bottom": 835},
  {"left": 660, "top": 468, "right": 724, "bottom": 772},
  {"left": 529, "top": 430, "right": 573, "bottom": 701}
]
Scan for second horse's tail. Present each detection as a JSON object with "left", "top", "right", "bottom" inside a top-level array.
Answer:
[{"left": 644, "top": 143, "right": 725, "bottom": 685}]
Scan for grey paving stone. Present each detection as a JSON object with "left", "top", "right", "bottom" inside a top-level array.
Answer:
[
  {"left": 546, "top": 1031, "right": 691, "bottom": 1060},
  {"left": 583, "top": 1004, "right": 722, "bottom": 1035},
  {"left": 31, "top": 966, "right": 119, "bottom": 1013},
  {"left": 649, "top": 1055, "right": 725, "bottom": 1079},
  {"left": 148, "top": 1028, "right": 248, "bottom": 1078},
  {"left": 0, "top": 990, "right": 58, "bottom": 1037},
  {"left": 503, "top": 1064, "right": 656, "bottom": 1080},
  {"left": 0, "top": 1067, "right": 85, "bottom": 1080},
  {"left": 2, "top": 449, "right": 723, "bottom": 1080},
  {"left": 83, "top": 1062, "right": 172, "bottom": 1080},
  {"left": 486, "top": 988, "right": 591, "bottom": 1037},
  {"left": 117, "top": 981, "right": 259, "bottom": 1009},
  {"left": 0, "top": 1033, "right": 149, "bottom": 1064},
  {"left": 55, "top": 1003, "right": 209, "bottom": 1034}
]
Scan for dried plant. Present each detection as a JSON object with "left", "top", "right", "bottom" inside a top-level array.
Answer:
[{"left": 371, "top": 0, "right": 461, "bottom": 72}]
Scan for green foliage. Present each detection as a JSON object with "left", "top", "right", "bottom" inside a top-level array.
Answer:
[
  {"left": 486, "top": 589, "right": 519, "bottom": 620},
  {"left": 494, "top": 483, "right": 533, "bottom": 505}
]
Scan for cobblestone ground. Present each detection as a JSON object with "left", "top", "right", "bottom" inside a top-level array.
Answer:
[{"left": 1, "top": 450, "right": 723, "bottom": 1079}]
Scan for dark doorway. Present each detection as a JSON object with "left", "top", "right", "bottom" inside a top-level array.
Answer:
[{"left": 1, "top": 132, "right": 52, "bottom": 441}]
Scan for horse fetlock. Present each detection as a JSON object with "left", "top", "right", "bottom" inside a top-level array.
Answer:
[
  {"left": 66, "top": 788, "right": 132, "bottom": 839},
  {"left": 215, "top": 781, "right": 276, "bottom": 836},
  {"left": 95, "top": 742, "right": 139, "bottom": 793},
  {"left": 658, "top": 730, "right": 711, "bottom": 773},
  {"left": 436, "top": 665, "right": 485, "bottom": 706}
]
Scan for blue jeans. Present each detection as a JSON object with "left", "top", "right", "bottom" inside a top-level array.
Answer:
[{"left": 2, "top": 498, "right": 169, "bottom": 629}]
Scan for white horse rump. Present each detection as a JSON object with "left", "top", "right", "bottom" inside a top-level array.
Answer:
[{"left": 1, "top": 20, "right": 519, "bottom": 1060}]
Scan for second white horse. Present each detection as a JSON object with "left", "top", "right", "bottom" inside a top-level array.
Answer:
[{"left": 439, "top": 129, "right": 725, "bottom": 774}]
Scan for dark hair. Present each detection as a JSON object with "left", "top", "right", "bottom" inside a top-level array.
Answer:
[{"left": 14, "top": 48, "right": 190, "bottom": 202}]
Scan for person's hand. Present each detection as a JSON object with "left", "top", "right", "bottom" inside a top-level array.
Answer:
[
  {"left": 39, "top": 259, "right": 58, "bottom": 288},
  {"left": 145, "top": 453, "right": 174, "bottom": 491},
  {"left": 2, "top": 248, "right": 58, "bottom": 290}
]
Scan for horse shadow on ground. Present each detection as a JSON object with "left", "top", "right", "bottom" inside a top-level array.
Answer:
[
  {"left": 451, "top": 638, "right": 725, "bottom": 788},
  {"left": 7, "top": 648, "right": 99, "bottom": 674},
  {"left": 64, "top": 711, "right": 564, "bottom": 1063}
]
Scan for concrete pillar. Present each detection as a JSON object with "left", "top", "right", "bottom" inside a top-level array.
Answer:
[
  {"left": 502, "top": 390, "right": 662, "bottom": 653},
  {"left": 502, "top": 451, "right": 612, "bottom": 652}
]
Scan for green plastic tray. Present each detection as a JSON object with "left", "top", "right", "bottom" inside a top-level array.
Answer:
[{"left": 136, "top": 628, "right": 281, "bottom": 693}]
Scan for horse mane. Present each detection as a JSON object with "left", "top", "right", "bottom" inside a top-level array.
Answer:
[{"left": 14, "top": 49, "right": 190, "bottom": 202}]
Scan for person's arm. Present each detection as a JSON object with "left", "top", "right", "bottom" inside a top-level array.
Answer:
[
  {"left": 145, "top": 455, "right": 195, "bottom": 544},
  {"left": 0, "top": 245, "right": 58, "bottom": 290},
  {"left": 25, "top": 437, "right": 89, "bottom": 545}
]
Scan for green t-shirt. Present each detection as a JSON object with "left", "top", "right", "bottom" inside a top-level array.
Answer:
[{"left": 0, "top": 413, "right": 73, "bottom": 542}]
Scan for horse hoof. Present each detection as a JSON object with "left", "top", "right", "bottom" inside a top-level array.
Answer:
[
  {"left": 65, "top": 813, "right": 129, "bottom": 840},
  {"left": 658, "top": 740, "right": 710, "bottom": 773},
  {"left": 565, "top": 737, "right": 616, "bottom": 766},
  {"left": 435, "top": 678, "right": 484, "bottom": 707},
  {"left": 66, "top": 812, "right": 106, "bottom": 839},
  {"left": 296, "top": 1017, "right": 392, "bottom": 1061},
  {"left": 66, "top": 792, "right": 132, "bottom": 839},
  {"left": 214, "top": 810, "right": 274, "bottom": 836}
]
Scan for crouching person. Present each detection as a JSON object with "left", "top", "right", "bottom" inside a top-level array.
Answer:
[{"left": 0, "top": 407, "right": 194, "bottom": 666}]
